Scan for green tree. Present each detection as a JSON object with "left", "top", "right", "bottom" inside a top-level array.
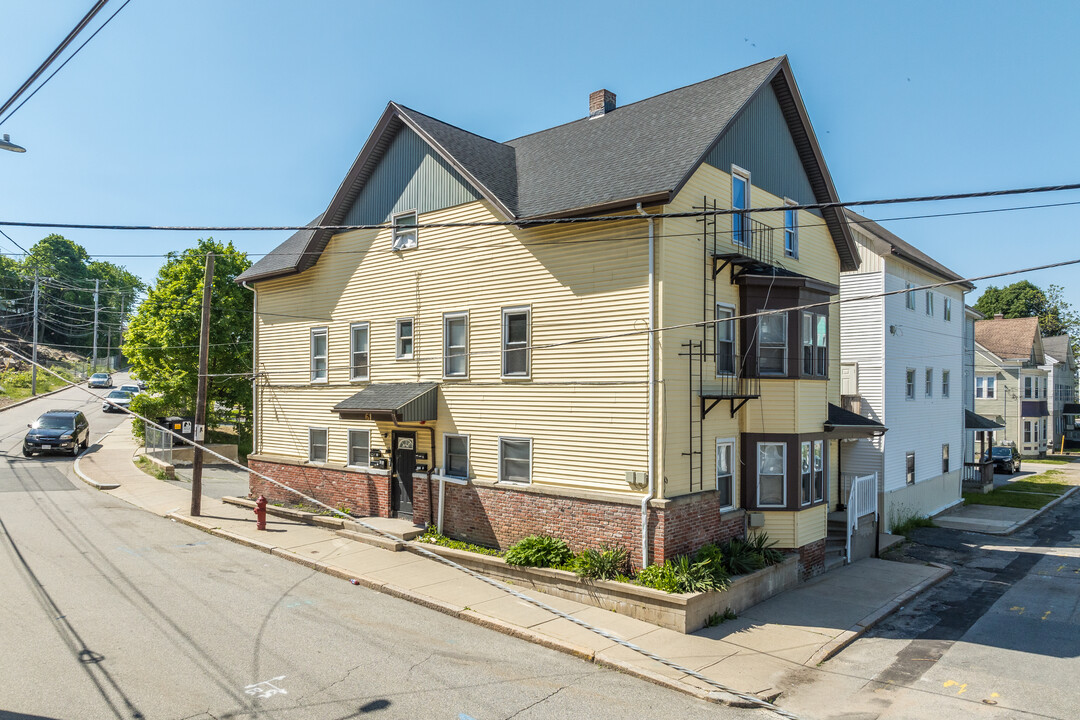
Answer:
[
  {"left": 975, "top": 280, "right": 1080, "bottom": 356},
  {"left": 123, "top": 238, "right": 253, "bottom": 446}
]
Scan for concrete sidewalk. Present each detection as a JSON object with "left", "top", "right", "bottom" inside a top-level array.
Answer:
[
  {"left": 74, "top": 419, "right": 951, "bottom": 707},
  {"left": 934, "top": 461, "right": 1080, "bottom": 535}
]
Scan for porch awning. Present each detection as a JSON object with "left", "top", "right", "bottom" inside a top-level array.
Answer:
[
  {"left": 332, "top": 382, "right": 439, "bottom": 422},
  {"left": 824, "top": 403, "right": 886, "bottom": 438},
  {"left": 1063, "top": 403, "right": 1080, "bottom": 415},
  {"left": 965, "top": 409, "right": 1004, "bottom": 431}
]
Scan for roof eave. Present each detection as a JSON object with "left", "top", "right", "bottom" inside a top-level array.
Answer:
[
  {"left": 888, "top": 248, "right": 975, "bottom": 290},
  {"left": 517, "top": 191, "right": 671, "bottom": 224}
]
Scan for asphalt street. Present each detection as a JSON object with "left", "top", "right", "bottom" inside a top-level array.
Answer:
[
  {"left": 0, "top": 381, "right": 761, "bottom": 720},
  {"left": 777, "top": 463, "right": 1080, "bottom": 719}
]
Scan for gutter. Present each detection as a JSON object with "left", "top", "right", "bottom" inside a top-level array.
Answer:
[{"left": 637, "top": 203, "right": 656, "bottom": 569}]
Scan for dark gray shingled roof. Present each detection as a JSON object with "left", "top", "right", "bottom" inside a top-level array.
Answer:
[
  {"left": 965, "top": 409, "right": 1004, "bottom": 431},
  {"left": 239, "top": 56, "right": 857, "bottom": 283},
  {"left": 826, "top": 402, "right": 887, "bottom": 432},
  {"left": 844, "top": 208, "right": 974, "bottom": 290},
  {"left": 242, "top": 214, "right": 324, "bottom": 282},
  {"left": 332, "top": 382, "right": 439, "bottom": 423},
  {"left": 1041, "top": 334, "right": 1074, "bottom": 364}
]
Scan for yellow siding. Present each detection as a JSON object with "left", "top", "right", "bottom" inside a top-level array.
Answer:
[
  {"left": 760, "top": 512, "right": 796, "bottom": 548},
  {"left": 659, "top": 162, "right": 842, "bottom": 500},
  {"left": 253, "top": 200, "right": 650, "bottom": 495},
  {"left": 796, "top": 504, "right": 827, "bottom": 547}
]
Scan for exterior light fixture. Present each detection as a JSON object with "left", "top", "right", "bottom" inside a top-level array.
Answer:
[{"left": 0, "top": 134, "right": 26, "bottom": 153}]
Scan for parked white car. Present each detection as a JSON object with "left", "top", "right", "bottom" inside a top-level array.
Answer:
[{"left": 117, "top": 383, "right": 142, "bottom": 396}]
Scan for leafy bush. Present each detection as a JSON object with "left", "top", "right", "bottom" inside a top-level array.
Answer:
[
  {"left": 635, "top": 562, "right": 680, "bottom": 593},
  {"left": 572, "top": 545, "right": 630, "bottom": 580},
  {"left": 129, "top": 393, "right": 189, "bottom": 442},
  {"left": 718, "top": 538, "right": 765, "bottom": 575},
  {"left": 0, "top": 370, "right": 32, "bottom": 389},
  {"left": 670, "top": 555, "right": 727, "bottom": 593},
  {"left": 746, "top": 532, "right": 785, "bottom": 566},
  {"left": 504, "top": 535, "right": 573, "bottom": 568}
]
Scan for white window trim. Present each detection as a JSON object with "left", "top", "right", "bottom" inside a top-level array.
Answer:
[
  {"left": 783, "top": 198, "right": 799, "bottom": 259},
  {"left": 925, "top": 368, "right": 933, "bottom": 398},
  {"left": 715, "top": 438, "right": 736, "bottom": 510},
  {"left": 942, "top": 369, "right": 950, "bottom": 398},
  {"left": 944, "top": 297, "right": 952, "bottom": 321},
  {"left": 443, "top": 433, "right": 470, "bottom": 479},
  {"left": 501, "top": 305, "right": 531, "bottom": 379},
  {"left": 756, "top": 441, "right": 787, "bottom": 508},
  {"left": 714, "top": 302, "right": 736, "bottom": 377},
  {"left": 813, "top": 439, "right": 825, "bottom": 504},
  {"left": 905, "top": 283, "right": 916, "bottom": 311},
  {"left": 925, "top": 291, "right": 934, "bottom": 316},
  {"left": 308, "top": 427, "right": 328, "bottom": 464},
  {"left": 347, "top": 428, "right": 370, "bottom": 468},
  {"left": 391, "top": 209, "right": 418, "bottom": 251},
  {"left": 310, "top": 327, "right": 328, "bottom": 384},
  {"left": 396, "top": 317, "right": 414, "bottom": 360},
  {"left": 758, "top": 313, "right": 787, "bottom": 377},
  {"left": 731, "top": 165, "right": 751, "bottom": 247},
  {"left": 498, "top": 435, "right": 533, "bottom": 485},
  {"left": 443, "top": 312, "right": 469, "bottom": 379},
  {"left": 349, "top": 322, "right": 370, "bottom": 381},
  {"left": 905, "top": 368, "right": 916, "bottom": 399}
]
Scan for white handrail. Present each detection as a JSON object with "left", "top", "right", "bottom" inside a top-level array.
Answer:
[{"left": 845, "top": 472, "right": 878, "bottom": 564}]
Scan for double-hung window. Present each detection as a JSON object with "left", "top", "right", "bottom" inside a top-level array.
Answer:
[
  {"left": 443, "top": 313, "right": 468, "bottom": 378},
  {"left": 350, "top": 322, "right": 369, "bottom": 381},
  {"left": 732, "top": 167, "right": 750, "bottom": 247},
  {"left": 348, "top": 429, "right": 369, "bottom": 468},
  {"left": 942, "top": 444, "right": 950, "bottom": 474},
  {"left": 309, "top": 428, "right": 328, "bottom": 464},
  {"left": 976, "top": 375, "right": 996, "bottom": 399},
  {"left": 801, "top": 313, "right": 814, "bottom": 375},
  {"left": 925, "top": 368, "right": 933, "bottom": 397},
  {"left": 502, "top": 307, "right": 530, "bottom": 377},
  {"left": 784, "top": 202, "right": 798, "bottom": 258},
  {"left": 391, "top": 210, "right": 418, "bottom": 251},
  {"left": 905, "top": 283, "right": 916, "bottom": 310},
  {"left": 396, "top": 318, "right": 414, "bottom": 359},
  {"left": 906, "top": 369, "right": 916, "bottom": 399},
  {"left": 1024, "top": 420, "right": 1033, "bottom": 444},
  {"left": 757, "top": 442, "right": 786, "bottom": 507},
  {"left": 925, "top": 291, "right": 934, "bottom": 316},
  {"left": 800, "top": 441, "right": 812, "bottom": 506},
  {"left": 715, "top": 304, "right": 735, "bottom": 375},
  {"left": 942, "top": 369, "right": 950, "bottom": 398},
  {"left": 813, "top": 440, "right": 825, "bottom": 503},
  {"left": 444, "top": 434, "right": 469, "bottom": 478},
  {"left": 815, "top": 314, "right": 827, "bottom": 376},
  {"left": 758, "top": 313, "right": 787, "bottom": 375},
  {"left": 906, "top": 452, "right": 915, "bottom": 485},
  {"left": 944, "top": 297, "right": 952, "bottom": 321},
  {"left": 715, "top": 440, "right": 735, "bottom": 509},
  {"left": 499, "top": 437, "right": 531, "bottom": 483},
  {"left": 310, "top": 328, "right": 328, "bottom": 383},
  {"left": 1024, "top": 376, "right": 1033, "bottom": 399}
]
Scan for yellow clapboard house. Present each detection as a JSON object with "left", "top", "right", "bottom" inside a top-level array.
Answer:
[{"left": 238, "top": 56, "right": 878, "bottom": 578}]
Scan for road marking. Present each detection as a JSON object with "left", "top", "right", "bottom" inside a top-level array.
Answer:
[
  {"left": 244, "top": 676, "right": 287, "bottom": 699},
  {"left": 1042, "top": 610, "right": 1052, "bottom": 621},
  {"left": 1009, "top": 606, "right": 1025, "bottom": 615},
  {"left": 943, "top": 680, "right": 968, "bottom": 695}
]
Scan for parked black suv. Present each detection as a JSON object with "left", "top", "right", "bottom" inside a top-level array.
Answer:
[
  {"left": 23, "top": 410, "right": 90, "bottom": 457},
  {"left": 984, "top": 445, "right": 1021, "bottom": 474}
]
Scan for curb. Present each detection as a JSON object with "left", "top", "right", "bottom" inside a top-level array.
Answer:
[
  {"left": 808, "top": 561, "right": 953, "bottom": 665},
  {"left": 997, "top": 486, "right": 1078, "bottom": 535},
  {"left": 0, "top": 383, "right": 72, "bottom": 413},
  {"left": 72, "top": 434, "right": 121, "bottom": 490}
]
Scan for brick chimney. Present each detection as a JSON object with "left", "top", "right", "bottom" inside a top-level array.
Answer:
[
  {"left": 994, "top": 313, "right": 1005, "bottom": 320},
  {"left": 589, "top": 89, "right": 616, "bottom": 118}
]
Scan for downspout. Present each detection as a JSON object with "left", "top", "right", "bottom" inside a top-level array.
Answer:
[
  {"left": 242, "top": 281, "right": 257, "bottom": 457},
  {"left": 637, "top": 203, "right": 656, "bottom": 568}
]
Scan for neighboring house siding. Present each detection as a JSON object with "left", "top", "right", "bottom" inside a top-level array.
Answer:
[
  {"left": 704, "top": 84, "right": 820, "bottom": 213},
  {"left": 838, "top": 270, "right": 884, "bottom": 479},
  {"left": 343, "top": 126, "right": 482, "bottom": 226},
  {"left": 254, "top": 200, "right": 649, "bottom": 495}
]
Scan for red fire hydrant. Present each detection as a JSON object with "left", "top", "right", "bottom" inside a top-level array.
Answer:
[{"left": 254, "top": 495, "right": 267, "bottom": 531}]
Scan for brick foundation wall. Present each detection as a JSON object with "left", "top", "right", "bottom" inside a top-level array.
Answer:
[
  {"left": 249, "top": 460, "right": 755, "bottom": 569},
  {"left": 796, "top": 538, "right": 826, "bottom": 581},
  {"left": 249, "top": 459, "right": 390, "bottom": 518}
]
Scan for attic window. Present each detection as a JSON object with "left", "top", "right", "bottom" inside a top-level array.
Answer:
[{"left": 392, "top": 211, "right": 418, "bottom": 251}]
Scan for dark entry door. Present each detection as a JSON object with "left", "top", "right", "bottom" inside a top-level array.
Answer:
[{"left": 391, "top": 431, "right": 416, "bottom": 519}]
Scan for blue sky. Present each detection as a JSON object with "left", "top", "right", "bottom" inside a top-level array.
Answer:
[{"left": 1, "top": 0, "right": 1078, "bottom": 311}]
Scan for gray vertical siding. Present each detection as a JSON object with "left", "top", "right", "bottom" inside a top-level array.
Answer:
[
  {"left": 345, "top": 126, "right": 482, "bottom": 226},
  {"left": 705, "top": 85, "right": 821, "bottom": 216}
]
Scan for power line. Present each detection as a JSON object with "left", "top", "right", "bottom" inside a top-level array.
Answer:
[
  {"left": 2, "top": 181, "right": 1080, "bottom": 234},
  {"left": 0, "top": 1, "right": 111, "bottom": 122},
  {"left": 240, "top": 254, "right": 1080, "bottom": 382}
]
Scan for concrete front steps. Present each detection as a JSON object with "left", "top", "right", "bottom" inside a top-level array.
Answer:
[{"left": 825, "top": 511, "right": 848, "bottom": 571}]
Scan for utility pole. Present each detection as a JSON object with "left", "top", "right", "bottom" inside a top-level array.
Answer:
[
  {"left": 91, "top": 278, "right": 99, "bottom": 372},
  {"left": 191, "top": 252, "right": 214, "bottom": 517},
  {"left": 30, "top": 272, "right": 38, "bottom": 395}
]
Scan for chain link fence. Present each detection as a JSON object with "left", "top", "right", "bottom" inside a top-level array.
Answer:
[{"left": 145, "top": 424, "right": 174, "bottom": 465}]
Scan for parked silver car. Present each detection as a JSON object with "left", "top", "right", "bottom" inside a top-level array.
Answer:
[
  {"left": 102, "top": 390, "right": 133, "bottom": 413},
  {"left": 88, "top": 372, "right": 113, "bottom": 389}
]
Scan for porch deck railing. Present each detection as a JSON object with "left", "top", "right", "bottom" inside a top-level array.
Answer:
[
  {"left": 846, "top": 472, "right": 877, "bottom": 564},
  {"left": 962, "top": 461, "right": 994, "bottom": 486}
]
